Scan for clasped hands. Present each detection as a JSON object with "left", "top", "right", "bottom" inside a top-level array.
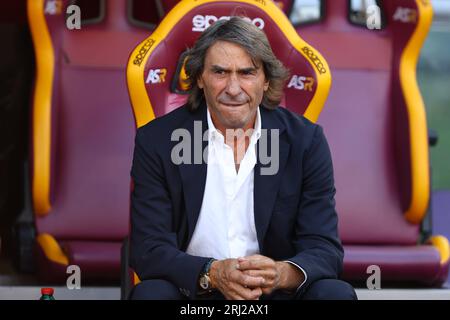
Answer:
[{"left": 209, "top": 254, "right": 304, "bottom": 300}]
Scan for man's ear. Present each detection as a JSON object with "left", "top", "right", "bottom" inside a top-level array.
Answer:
[
  {"left": 197, "top": 76, "right": 204, "bottom": 89},
  {"left": 263, "top": 80, "right": 269, "bottom": 91}
]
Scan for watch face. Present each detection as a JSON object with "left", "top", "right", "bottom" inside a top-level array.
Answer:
[{"left": 200, "top": 276, "right": 209, "bottom": 290}]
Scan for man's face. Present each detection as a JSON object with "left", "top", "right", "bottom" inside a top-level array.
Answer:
[{"left": 198, "top": 40, "right": 269, "bottom": 131}]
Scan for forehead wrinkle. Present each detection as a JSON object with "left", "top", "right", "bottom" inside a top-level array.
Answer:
[{"left": 207, "top": 42, "right": 259, "bottom": 71}]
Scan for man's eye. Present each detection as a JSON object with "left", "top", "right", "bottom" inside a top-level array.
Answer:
[
  {"left": 242, "top": 70, "right": 255, "bottom": 76},
  {"left": 214, "top": 70, "right": 225, "bottom": 75}
]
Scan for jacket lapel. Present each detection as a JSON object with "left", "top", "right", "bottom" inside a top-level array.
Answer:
[
  {"left": 178, "top": 104, "right": 290, "bottom": 250},
  {"left": 254, "top": 107, "right": 290, "bottom": 251},
  {"left": 178, "top": 103, "right": 209, "bottom": 242}
]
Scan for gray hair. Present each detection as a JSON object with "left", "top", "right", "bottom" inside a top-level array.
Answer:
[{"left": 184, "top": 16, "right": 290, "bottom": 112}]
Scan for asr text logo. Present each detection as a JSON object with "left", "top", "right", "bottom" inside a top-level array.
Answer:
[
  {"left": 393, "top": 7, "right": 417, "bottom": 23},
  {"left": 146, "top": 68, "right": 167, "bottom": 84},
  {"left": 287, "top": 75, "right": 314, "bottom": 91}
]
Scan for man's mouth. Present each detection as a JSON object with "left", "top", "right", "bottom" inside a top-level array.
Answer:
[{"left": 220, "top": 102, "right": 247, "bottom": 107}]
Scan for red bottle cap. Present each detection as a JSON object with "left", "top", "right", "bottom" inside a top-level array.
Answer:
[{"left": 41, "top": 288, "right": 54, "bottom": 296}]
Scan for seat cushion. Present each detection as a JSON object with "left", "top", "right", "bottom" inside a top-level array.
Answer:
[
  {"left": 63, "top": 241, "right": 121, "bottom": 280},
  {"left": 343, "top": 245, "right": 448, "bottom": 286}
]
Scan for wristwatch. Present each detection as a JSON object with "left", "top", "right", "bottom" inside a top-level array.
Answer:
[{"left": 198, "top": 258, "right": 216, "bottom": 293}]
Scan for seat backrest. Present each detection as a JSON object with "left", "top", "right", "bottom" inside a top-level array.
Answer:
[
  {"left": 28, "top": 0, "right": 157, "bottom": 241},
  {"left": 126, "top": 0, "right": 332, "bottom": 289},
  {"left": 292, "top": 0, "right": 433, "bottom": 244},
  {"left": 127, "top": 0, "right": 332, "bottom": 129}
]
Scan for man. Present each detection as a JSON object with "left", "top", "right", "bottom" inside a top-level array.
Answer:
[{"left": 130, "top": 17, "right": 356, "bottom": 300}]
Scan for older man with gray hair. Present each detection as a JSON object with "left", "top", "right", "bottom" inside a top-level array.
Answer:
[{"left": 130, "top": 17, "right": 356, "bottom": 300}]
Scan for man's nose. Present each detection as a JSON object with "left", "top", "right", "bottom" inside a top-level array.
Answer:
[{"left": 225, "top": 74, "right": 242, "bottom": 96}]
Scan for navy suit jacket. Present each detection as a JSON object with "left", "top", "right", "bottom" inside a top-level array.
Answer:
[{"left": 130, "top": 102, "right": 343, "bottom": 299}]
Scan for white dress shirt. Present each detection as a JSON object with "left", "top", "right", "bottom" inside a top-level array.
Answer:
[
  {"left": 186, "top": 106, "right": 307, "bottom": 290},
  {"left": 186, "top": 107, "right": 261, "bottom": 259}
]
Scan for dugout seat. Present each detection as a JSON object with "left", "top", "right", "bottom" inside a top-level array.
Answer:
[
  {"left": 27, "top": 0, "right": 163, "bottom": 282},
  {"left": 290, "top": 0, "right": 449, "bottom": 286},
  {"left": 123, "top": 0, "right": 332, "bottom": 298}
]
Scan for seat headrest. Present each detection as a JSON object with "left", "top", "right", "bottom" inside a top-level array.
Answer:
[{"left": 127, "top": 0, "right": 331, "bottom": 128}]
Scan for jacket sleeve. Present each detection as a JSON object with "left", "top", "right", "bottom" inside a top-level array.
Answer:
[
  {"left": 286, "top": 125, "right": 344, "bottom": 293},
  {"left": 129, "top": 127, "right": 210, "bottom": 299}
]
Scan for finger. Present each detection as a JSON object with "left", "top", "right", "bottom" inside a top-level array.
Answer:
[
  {"left": 247, "top": 287, "right": 263, "bottom": 300},
  {"left": 238, "top": 254, "right": 263, "bottom": 261},
  {"left": 262, "top": 287, "right": 274, "bottom": 296},
  {"left": 232, "top": 283, "right": 262, "bottom": 300},
  {"left": 242, "top": 269, "right": 278, "bottom": 280},
  {"left": 228, "top": 293, "right": 245, "bottom": 301},
  {"left": 242, "top": 269, "right": 280, "bottom": 290},
  {"left": 222, "top": 283, "right": 245, "bottom": 300},
  {"left": 225, "top": 283, "right": 249, "bottom": 300},
  {"left": 231, "top": 271, "right": 265, "bottom": 288},
  {"left": 245, "top": 276, "right": 276, "bottom": 289},
  {"left": 225, "top": 293, "right": 245, "bottom": 301},
  {"left": 237, "top": 257, "right": 275, "bottom": 271}
]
